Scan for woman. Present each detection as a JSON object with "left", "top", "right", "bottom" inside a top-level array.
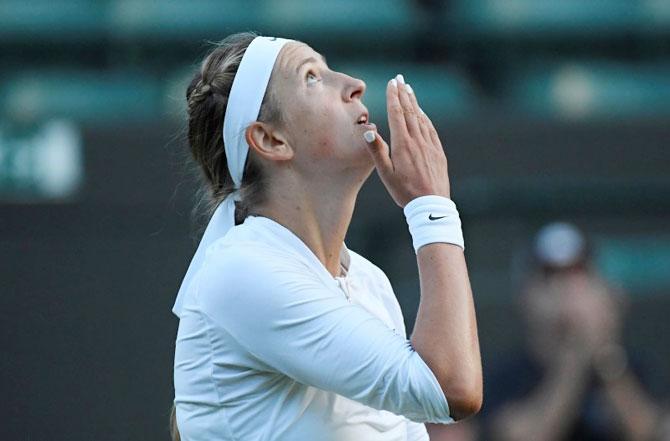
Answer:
[{"left": 171, "top": 31, "right": 482, "bottom": 440}]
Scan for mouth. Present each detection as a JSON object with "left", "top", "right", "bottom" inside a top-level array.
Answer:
[{"left": 355, "top": 111, "right": 376, "bottom": 130}]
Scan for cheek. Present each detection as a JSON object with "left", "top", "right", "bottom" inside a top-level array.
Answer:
[
  {"left": 311, "top": 132, "right": 339, "bottom": 160},
  {"left": 288, "top": 91, "right": 353, "bottom": 159},
  {"left": 302, "top": 109, "right": 344, "bottom": 156}
]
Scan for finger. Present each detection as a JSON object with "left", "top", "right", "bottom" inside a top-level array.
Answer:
[
  {"left": 422, "top": 109, "right": 442, "bottom": 148},
  {"left": 419, "top": 111, "right": 435, "bottom": 147},
  {"left": 405, "top": 84, "right": 431, "bottom": 143},
  {"left": 395, "top": 74, "right": 421, "bottom": 138},
  {"left": 386, "top": 78, "right": 408, "bottom": 142},
  {"left": 363, "top": 129, "right": 394, "bottom": 175}
]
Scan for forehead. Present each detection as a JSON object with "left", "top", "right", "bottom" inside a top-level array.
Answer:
[{"left": 276, "top": 42, "right": 325, "bottom": 76}]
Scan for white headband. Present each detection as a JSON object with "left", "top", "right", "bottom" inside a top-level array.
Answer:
[{"left": 173, "top": 35, "right": 293, "bottom": 318}]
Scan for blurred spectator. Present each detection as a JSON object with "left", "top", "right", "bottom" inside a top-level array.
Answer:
[{"left": 479, "top": 222, "right": 667, "bottom": 441}]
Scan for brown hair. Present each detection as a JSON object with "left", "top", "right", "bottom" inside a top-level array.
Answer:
[
  {"left": 185, "top": 31, "right": 284, "bottom": 226},
  {"left": 171, "top": 32, "right": 286, "bottom": 440}
]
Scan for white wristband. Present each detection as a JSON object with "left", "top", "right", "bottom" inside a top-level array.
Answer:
[{"left": 403, "top": 195, "right": 465, "bottom": 253}]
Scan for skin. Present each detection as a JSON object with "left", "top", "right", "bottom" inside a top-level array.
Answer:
[
  {"left": 489, "top": 267, "right": 663, "bottom": 441},
  {"left": 246, "top": 41, "right": 375, "bottom": 278},
  {"left": 246, "top": 40, "right": 482, "bottom": 420}
]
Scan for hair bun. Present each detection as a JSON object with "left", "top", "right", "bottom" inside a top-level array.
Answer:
[{"left": 200, "top": 84, "right": 211, "bottom": 94}]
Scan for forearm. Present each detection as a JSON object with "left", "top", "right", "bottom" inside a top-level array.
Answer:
[
  {"left": 600, "top": 370, "right": 660, "bottom": 441},
  {"left": 492, "top": 349, "right": 591, "bottom": 441},
  {"left": 410, "top": 242, "right": 482, "bottom": 420}
]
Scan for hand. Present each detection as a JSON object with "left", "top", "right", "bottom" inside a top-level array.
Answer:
[
  {"left": 556, "top": 273, "right": 623, "bottom": 354},
  {"left": 363, "top": 74, "right": 451, "bottom": 208}
]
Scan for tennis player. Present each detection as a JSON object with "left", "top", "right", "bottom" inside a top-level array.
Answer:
[{"left": 171, "top": 31, "right": 482, "bottom": 441}]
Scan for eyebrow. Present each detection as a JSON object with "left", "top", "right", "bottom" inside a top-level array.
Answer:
[{"left": 295, "top": 54, "right": 328, "bottom": 74}]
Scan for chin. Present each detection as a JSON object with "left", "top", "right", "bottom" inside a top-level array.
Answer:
[
  {"left": 348, "top": 141, "right": 375, "bottom": 166},
  {"left": 350, "top": 151, "right": 376, "bottom": 183}
]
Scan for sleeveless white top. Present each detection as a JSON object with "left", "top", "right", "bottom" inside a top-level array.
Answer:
[{"left": 173, "top": 215, "right": 453, "bottom": 441}]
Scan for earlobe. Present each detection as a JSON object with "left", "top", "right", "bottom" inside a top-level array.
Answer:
[{"left": 245, "top": 122, "right": 293, "bottom": 161}]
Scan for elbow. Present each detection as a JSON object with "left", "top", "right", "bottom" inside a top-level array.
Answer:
[
  {"left": 444, "top": 378, "right": 483, "bottom": 421},
  {"left": 448, "top": 393, "right": 482, "bottom": 421}
]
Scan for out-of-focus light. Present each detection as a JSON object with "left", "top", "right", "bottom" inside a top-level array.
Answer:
[
  {"left": 534, "top": 221, "right": 585, "bottom": 267},
  {"left": 0, "top": 119, "right": 83, "bottom": 202}
]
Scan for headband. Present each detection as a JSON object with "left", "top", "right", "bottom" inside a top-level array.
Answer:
[{"left": 173, "top": 36, "right": 293, "bottom": 318}]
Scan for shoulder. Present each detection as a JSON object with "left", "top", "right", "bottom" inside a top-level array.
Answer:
[
  {"left": 189, "top": 221, "right": 316, "bottom": 308},
  {"left": 192, "top": 239, "right": 323, "bottom": 325},
  {"left": 199, "top": 236, "right": 311, "bottom": 290}
]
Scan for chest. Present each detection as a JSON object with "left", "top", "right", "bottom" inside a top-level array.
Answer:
[{"left": 334, "top": 272, "right": 400, "bottom": 336}]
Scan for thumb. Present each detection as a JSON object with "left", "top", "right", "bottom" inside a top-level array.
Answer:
[{"left": 363, "top": 130, "right": 392, "bottom": 173}]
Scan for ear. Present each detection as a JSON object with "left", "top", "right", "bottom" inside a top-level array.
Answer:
[{"left": 245, "top": 121, "right": 293, "bottom": 162}]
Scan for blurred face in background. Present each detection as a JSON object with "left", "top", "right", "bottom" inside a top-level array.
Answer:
[
  {"left": 259, "top": 41, "right": 375, "bottom": 186},
  {"left": 520, "top": 269, "right": 570, "bottom": 366},
  {"left": 520, "top": 262, "right": 625, "bottom": 367}
]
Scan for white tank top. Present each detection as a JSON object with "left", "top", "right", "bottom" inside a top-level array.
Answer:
[{"left": 173, "top": 215, "right": 453, "bottom": 440}]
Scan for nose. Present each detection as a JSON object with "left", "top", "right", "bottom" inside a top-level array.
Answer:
[{"left": 344, "top": 75, "right": 366, "bottom": 102}]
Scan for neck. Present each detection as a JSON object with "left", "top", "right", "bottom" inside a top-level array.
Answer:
[{"left": 251, "top": 171, "right": 367, "bottom": 278}]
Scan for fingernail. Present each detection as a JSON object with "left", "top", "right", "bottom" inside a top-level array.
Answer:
[
  {"left": 419, "top": 107, "right": 425, "bottom": 114},
  {"left": 396, "top": 74, "right": 405, "bottom": 84},
  {"left": 364, "top": 130, "right": 376, "bottom": 143},
  {"left": 390, "top": 78, "right": 397, "bottom": 87},
  {"left": 406, "top": 83, "right": 413, "bottom": 94}
]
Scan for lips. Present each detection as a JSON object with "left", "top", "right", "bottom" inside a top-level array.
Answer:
[
  {"left": 355, "top": 111, "right": 369, "bottom": 125},
  {"left": 358, "top": 121, "right": 376, "bottom": 128},
  {"left": 354, "top": 108, "right": 376, "bottom": 131}
]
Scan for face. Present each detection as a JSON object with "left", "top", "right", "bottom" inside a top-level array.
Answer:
[
  {"left": 520, "top": 276, "right": 566, "bottom": 365},
  {"left": 256, "top": 42, "right": 376, "bottom": 183},
  {"left": 520, "top": 268, "right": 589, "bottom": 365}
]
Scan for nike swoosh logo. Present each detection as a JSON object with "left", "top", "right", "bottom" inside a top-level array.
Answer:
[{"left": 429, "top": 214, "right": 447, "bottom": 220}]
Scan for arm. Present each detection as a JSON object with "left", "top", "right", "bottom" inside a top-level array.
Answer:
[
  {"left": 411, "top": 242, "right": 482, "bottom": 421},
  {"left": 594, "top": 346, "right": 662, "bottom": 441},
  {"left": 600, "top": 370, "right": 661, "bottom": 441},
  {"left": 489, "top": 346, "right": 592, "bottom": 441},
  {"left": 196, "top": 244, "right": 454, "bottom": 424},
  {"left": 364, "top": 75, "right": 483, "bottom": 419},
  {"left": 569, "top": 276, "right": 662, "bottom": 440}
]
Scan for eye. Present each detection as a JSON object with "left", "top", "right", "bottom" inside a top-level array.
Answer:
[{"left": 306, "top": 70, "right": 320, "bottom": 84}]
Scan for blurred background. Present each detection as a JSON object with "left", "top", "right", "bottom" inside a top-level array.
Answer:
[{"left": 2, "top": 0, "right": 669, "bottom": 439}]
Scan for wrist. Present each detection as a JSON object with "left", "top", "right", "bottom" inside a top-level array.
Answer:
[{"left": 403, "top": 194, "right": 464, "bottom": 254}]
